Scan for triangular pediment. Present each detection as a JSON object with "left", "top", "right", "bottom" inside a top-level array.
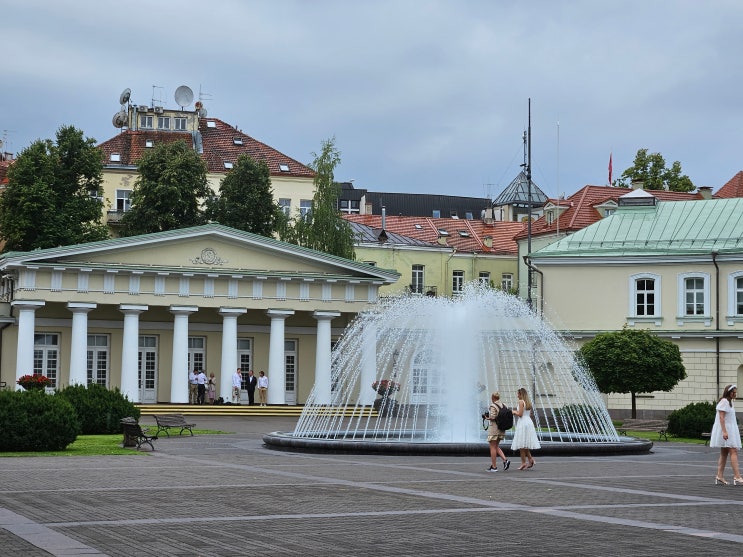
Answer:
[{"left": 0, "top": 224, "right": 399, "bottom": 282}]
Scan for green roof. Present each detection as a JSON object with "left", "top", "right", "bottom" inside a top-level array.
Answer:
[{"left": 532, "top": 197, "right": 743, "bottom": 258}]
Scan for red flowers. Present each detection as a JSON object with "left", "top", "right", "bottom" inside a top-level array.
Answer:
[
  {"left": 17, "top": 374, "right": 52, "bottom": 390},
  {"left": 372, "top": 379, "right": 400, "bottom": 396}
]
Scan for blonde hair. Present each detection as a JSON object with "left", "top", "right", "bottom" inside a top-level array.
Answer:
[
  {"left": 491, "top": 391, "right": 500, "bottom": 402},
  {"left": 517, "top": 387, "right": 533, "bottom": 410}
]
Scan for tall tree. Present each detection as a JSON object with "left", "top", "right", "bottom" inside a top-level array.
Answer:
[
  {"left": 578, "top": 327, "right": 687, "bottom": 418},
  {"left": 285, "top": 137, "right": 355, "bottom": 259},
  {"left": 0, "top": 125, "right": 108, "bottom": 252},
  {"left": 616, "top": 148, "right": 694, "bottom": 192},
  {"left": 205, "top": 154, "right": 281, "bottom": 237},
  {"left": 121, "top": 140, "right": 210, "bottom": 236}
]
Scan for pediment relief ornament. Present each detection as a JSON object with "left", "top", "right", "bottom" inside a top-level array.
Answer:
[{"left": 190, "top": 247, "right": 227, "bottom": 266}]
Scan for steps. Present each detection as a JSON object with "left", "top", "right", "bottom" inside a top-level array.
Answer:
[{"left": 135, "top": 404, "right": 377, "bottom": 418}]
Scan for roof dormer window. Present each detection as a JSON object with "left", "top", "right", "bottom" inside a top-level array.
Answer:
[
  {"left": 110, "top": 153, "right": 121, "bottom": 162},
  {"left": 145, "top": 139, "right": 154, "bottom": 148},
  {"left": 279, "top": 163, "right": 290, "bottom": 172},
  {"left": 207, "top": 121, "right": 216, "bottom": 128},
  {"left": 233, "top": 137, "right": 243, "bottom": 145},
  {"left": 224, "top": 162, "right": 234, "bottom": 169},
  {"left": 438, "top": 229, "right": 449, "bottom": 236},
  {"left": 458, "top": 230, "right": 470, "bottom": 237}
]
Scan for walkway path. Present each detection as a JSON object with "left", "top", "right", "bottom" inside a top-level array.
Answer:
[{"left": 1, "top": 416, "right": 741, "bottom": 556}]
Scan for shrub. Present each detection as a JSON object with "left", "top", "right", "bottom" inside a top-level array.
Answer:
[
  {"left": 57, "top": 384, "right": 140, "bottom": 434},
  {"left": 0, "top": 390, "right": 81, "bottom": 451},
  {"left": 667, "top": 401, "right": 716, "bottom": 438}
]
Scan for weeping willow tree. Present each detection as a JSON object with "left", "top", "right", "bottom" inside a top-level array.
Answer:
[{"left": 283, "top": 137, "right": 355, "bottom": 260}]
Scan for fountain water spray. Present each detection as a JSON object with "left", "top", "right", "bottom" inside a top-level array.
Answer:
[{"left": 265, "top": 284, "right": 651, "bottom": 455}]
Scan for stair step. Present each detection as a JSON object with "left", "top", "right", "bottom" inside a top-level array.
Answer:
[{"left": 135, "top": 404, "right": 377, "bottom": 418}]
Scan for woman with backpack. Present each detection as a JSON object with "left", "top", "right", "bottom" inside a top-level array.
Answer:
[
  {"left": 511, "top": 387, "right": 541, "bottom": 470},
  {"left": 486, "top": 391, "right": 511, "bottom": 472}
]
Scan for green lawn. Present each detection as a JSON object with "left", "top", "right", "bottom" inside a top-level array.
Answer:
[{"left": 0, "top": 429, "right": 230, "bottom": 457}]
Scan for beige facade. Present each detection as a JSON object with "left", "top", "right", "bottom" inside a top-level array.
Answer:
[
  {"left": 531, "top": 200, "right": 743, "bottom": 417},
  {"left": 355, "top": 243, "right": 518, "bottom": 297},
  {"left": 0, "top": 225, "right": 399, "bottom": 404}
]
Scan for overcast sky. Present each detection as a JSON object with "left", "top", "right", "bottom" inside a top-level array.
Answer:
[{"left": 3, "top": 0, "right": 742, "bottom": 199}]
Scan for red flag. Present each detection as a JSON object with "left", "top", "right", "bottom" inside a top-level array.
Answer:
[{"left": 608, "top": 153, "right": 613, "bottom": 185}]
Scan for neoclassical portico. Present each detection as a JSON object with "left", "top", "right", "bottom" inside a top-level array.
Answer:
[{"left": 0, "top": 224, "right": 399, "bottom": 403}]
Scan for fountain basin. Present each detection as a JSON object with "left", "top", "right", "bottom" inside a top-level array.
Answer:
[{"left": 263, "top": 431, "right": 653, "bottom": 456}]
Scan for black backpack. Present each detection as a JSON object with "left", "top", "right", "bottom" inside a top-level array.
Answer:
[{"left": 494, "top": 403, "right": 514, "bottom": 431}]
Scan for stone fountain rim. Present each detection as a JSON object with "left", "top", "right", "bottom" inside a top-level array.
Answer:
[{"left": 262, "top": 431, "right": 654, "bottom": 456}]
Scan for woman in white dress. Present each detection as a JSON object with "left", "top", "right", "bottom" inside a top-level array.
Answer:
[
  {"left": 511, "top": 387, "right": 540, "bottom": 470},
  {"left": 710, "top": 384, "right": 742, "bottom": 485}
]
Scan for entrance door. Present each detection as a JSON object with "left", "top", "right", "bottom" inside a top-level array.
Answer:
[
  {"left": 285, "top": 339, "right": 297, "bottom": 405},
  {"left": 87, "top": 334, "right": 109, "bottom": 386},
  {"left": 138, "top": 335, "right": 158, "bottom": 403},
  {"left": 237, "top": 338, "right": 252, "bottom": 403},
  {"left": 34, "top": 333, "right": 59, "bottom": 389}
]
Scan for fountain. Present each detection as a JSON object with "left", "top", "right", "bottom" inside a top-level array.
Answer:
[{"left": 264, "top": 284, "right": 652, "bottom": 455}]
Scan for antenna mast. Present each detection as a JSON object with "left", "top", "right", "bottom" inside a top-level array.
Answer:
[{"left": 526, "top": 98, "right": 533, "bottom": 310}]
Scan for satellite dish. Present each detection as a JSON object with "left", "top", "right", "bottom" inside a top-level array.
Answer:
[
  {"left": 197, "top": 106, "right": 207, "bottom": 118},
  {"left": 119, "top": 88, "right": 131, "bottom": 105},
  {"left": 174, "top": 85, "right": 194, "bottom": 108},
  {"left": 112, "top": 110, "right": 128, "bottom": 128}
]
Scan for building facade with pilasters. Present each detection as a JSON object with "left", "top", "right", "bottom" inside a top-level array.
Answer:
[{"left": 0, "top": 224, "right": 399, "bottom": 404}]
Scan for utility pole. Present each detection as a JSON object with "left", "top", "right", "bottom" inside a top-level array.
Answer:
[{"left": 526, "top": 98, "right": 533, "bottom": 310}]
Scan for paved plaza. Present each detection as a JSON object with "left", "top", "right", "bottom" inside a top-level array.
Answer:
[{"left": 1, "top": 415, "right": 742, "bottom": 556}]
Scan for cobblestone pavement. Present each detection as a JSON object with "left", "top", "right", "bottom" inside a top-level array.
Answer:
[{"left": 1, "top": 416, "right": 742, "bottom": 556}]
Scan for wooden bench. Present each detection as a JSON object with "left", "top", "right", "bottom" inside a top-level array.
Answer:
[
  {"left": 154, "top": 414, "right": 195, "bottom": 437},
  {"left": 121, "top": 421, "right": 157, "bottom": 451},
  {"left": 701, "top": 432, "right": 711, "bottom": 446},
  {"left": 658, "top": 429, "right": 669, "bottom": 441}
]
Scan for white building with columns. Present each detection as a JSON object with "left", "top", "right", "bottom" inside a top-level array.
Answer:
[{"left": 0, "top": 224, "right": 399, "bottom": 404}]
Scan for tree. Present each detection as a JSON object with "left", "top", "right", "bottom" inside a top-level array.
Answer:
[
  {"left": 0, "top": 125, "right": 108, "bottom": 252},
  {"left": 120, "top": 140, "right": 210, "bottom": 236},
  {"left": 615, "top": 148, "right": 694, "bottom": 192},
  {"left": 578, "top": 327, "right": 686, "bottom": 418},
  {"left": 283, "top": 137, "right": 355, "bottom": 259},
  {"left": 205, "top": 154, "right": 281, "bottom": 237}
]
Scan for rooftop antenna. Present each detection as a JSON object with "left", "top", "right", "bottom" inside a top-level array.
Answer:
[
  {"left": 112, "top": 88, "right": 131, "bottom": 129},
  {"left": 151, "top": 85, "right": 164, "bottom": 108},
  {"left": 174, "top": 85, "right": 194, "bottom": 110}
]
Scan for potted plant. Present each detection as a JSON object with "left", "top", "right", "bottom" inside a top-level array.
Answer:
[
  {"left": 17, "top": 373, "right": 52, "bottom": 391},
  {"left": 372, "top": 379, "right": 400, "bottom": 396}
]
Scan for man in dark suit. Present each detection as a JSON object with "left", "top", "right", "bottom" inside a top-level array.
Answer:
[{"left": 246, "top": 369, "right": 258, "bottom": 405}]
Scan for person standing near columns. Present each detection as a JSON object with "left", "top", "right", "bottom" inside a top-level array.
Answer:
[
  {"left": 188, "top": 369, "right": 198, "bottom": 405},
  {"left": 232, "top": 368, "right": 243, "bottom": 404},
  {"left": 257, "top": 370, "right": 269, "bottom": 406},
  {"left": 246, "top": 370, "right": 258, "bottom": 406},
  {"left": 196, "top": 369, "right": 207, "bottom": 405}
]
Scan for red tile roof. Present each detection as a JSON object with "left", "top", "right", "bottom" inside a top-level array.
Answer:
[
  {"left": 344, "top": 214, "right": 524, "bottom": 255},
  {"left": 0, "top": 160, "right": 12, "bottom": 185},
  {"left": 715, "top": 171, "right": 743, "bottom": 198},
  {"left": 514, "top": 185, "right": 704, "bottom": 240},
  {"left": 98, "top": 118, "right": 315, "bottom": 178}
]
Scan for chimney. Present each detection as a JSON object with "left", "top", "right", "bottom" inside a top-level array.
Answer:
[
  {"left": 631, "top": 179, "right": 644, "bottom": 190},
  {"left": 381, "top": 206, "right": 386, "bottom": 230},
  {"left": 698, "top": 186, "right": 712, "bottom": 200},
  {"left": 483, "top": 236, "right": 493, "bottom": 248},
  {"left": 437, "top": 235, "right": 448, "bottom": 246}
]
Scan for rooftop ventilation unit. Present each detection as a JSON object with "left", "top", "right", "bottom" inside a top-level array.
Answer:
[
  {"left": 154, "top": 106, "right": 164, "bottom": 114},
  {"left": 137, "top": 105, "right": 149, "bottom": 112}
]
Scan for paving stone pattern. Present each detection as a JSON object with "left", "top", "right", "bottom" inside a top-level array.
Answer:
[{"left": 1, "top": 415, "right": 742, "bottom": 556}]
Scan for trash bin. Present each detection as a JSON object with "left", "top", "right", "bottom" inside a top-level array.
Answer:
[{"left": 120, "top": 417, "right": 138, "bottom": 447}]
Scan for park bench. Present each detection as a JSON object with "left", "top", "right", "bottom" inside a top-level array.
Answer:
[
  {"left": 120, "top": 419, "right": 157, "bottom": 451},
  {"left": 154, "top": 414, "right": 196, "bottom": 437}
]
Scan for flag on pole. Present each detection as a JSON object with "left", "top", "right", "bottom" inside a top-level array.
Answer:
[{"left": 608, "top": 153, "right": 613, "bottom": 186}]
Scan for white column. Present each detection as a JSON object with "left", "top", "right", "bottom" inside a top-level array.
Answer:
[
  {"left": 359, "top": 317, "right": 378, "bottom": 405},
  {"left": 219, "top": 307, "right": 246, "bottom": 401},
  {"left": 266, "top": 309, "right": 294, "bottom": 405},
  {"left": 12, "top": 300, "right": 45, "bottom": 388},
  {"left": 312, "top": 311, "right": 340, "bottom": 405},
  {"left": 67, "top": 303, "right": 96, "bottom": 386},
  {"left": 170, "top": 306, "right": 198, "bottom": 403},
  {"left": 120, "top": 304, "right": 147, "bottom": 403}
]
